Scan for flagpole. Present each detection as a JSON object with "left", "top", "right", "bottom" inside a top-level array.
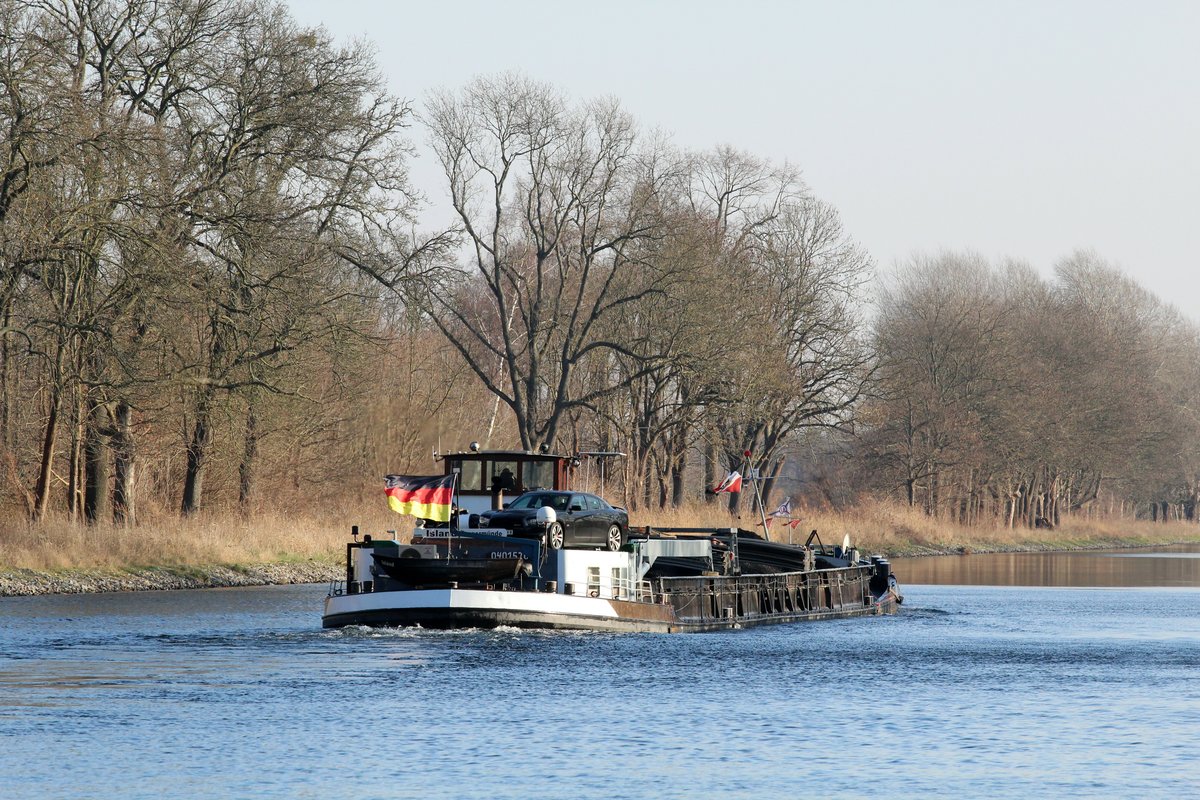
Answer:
[
  {"left": 737, "top": 450, "right": 751, "bottom": 531},
  {"left": 740, "top": 449, "right": 771, "bottom": 542},
  {"left": 448, "top": 472, "right": 459, "bottom": 556},
  {"left": 753, "top": 471, "right": 770, "bottom": 542}
]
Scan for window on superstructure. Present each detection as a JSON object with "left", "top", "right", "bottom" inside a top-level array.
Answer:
[
  {"left": 524, "top": 460, "right": 555, "bottom": 491},
  {"left": 490, "top": 461, "right": 519, "bottom": 493},
  {"left": 453, "top": 459, "right": 482, "bottom": 491}
]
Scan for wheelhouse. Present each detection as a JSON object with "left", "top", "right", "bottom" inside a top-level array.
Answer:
[{"left": 438, "top": 449, "right": 576, "bottom": 515}]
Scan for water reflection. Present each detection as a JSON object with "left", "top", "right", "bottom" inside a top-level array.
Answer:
[{"left": 892, "top": 543, "right": 1200, "bottom": 587}]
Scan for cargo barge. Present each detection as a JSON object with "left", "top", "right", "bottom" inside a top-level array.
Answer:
[
  {"left": 323, "top": 526, "right": 901, "bottom": 632},
  {"left": 322, "top": 446, "right": 901, "bottom": 632}
]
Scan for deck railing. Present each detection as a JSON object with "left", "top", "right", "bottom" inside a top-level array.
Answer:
[{"left": 655, "top": 566, "right": 874, "bottom": 621}]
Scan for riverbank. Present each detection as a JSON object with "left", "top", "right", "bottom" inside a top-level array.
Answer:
[
  {"left": 8, "top": 535, "right": 1195, "bottom": 597},
  {"left": 793, "top": 500, "right": 1200, "bottom": 557},
  {"left": 0, "top": 505, "right": 380, "bottom": 597},
  {"left": 0, "top": 561, "right": 342, "bottom": 597},
  {"left": 4, "top": 501, "right": 1200, "bottom": 597}
]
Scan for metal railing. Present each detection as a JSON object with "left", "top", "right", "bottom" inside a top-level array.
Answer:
[{"left": 651, "top": 568, "right": 874, "bottom": 621}]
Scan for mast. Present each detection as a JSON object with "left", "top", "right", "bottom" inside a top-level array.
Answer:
[{"left": 749, "top": 465, "right": 770, "bottom": 541}]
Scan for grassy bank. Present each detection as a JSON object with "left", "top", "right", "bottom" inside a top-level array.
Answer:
[
  {"left": 4, "top": 499, "right": 1200, "bottom": 596},
  {"left": 742, "top": 499, "right": 1200, "bottom": 556},
  {"left": 0, "top": 502, "right": 396, "bottom": 596},
  {"left": 0, "top": 503, "right": 397, "bottom": 571}
]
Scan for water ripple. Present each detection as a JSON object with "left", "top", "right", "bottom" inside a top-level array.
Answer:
[{"left": 1, "top": 583, "right": 1198, "bottom": 799}]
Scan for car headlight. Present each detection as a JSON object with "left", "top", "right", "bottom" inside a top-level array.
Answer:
[{"left": 478, "top": 516, "right": 491, "bottom": 526}]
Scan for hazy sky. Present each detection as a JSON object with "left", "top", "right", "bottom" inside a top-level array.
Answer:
[{"left": 287, "top": 0, "right": 1200, "bottom": 320}]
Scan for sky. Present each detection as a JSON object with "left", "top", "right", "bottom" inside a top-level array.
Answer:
[{"left": 286, "top": 0, "right": 1200, "bottom": 321}]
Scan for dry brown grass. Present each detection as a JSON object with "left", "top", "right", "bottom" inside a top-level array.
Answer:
[
  {"left": 628, "top": 498, "right": 1002, "bottom": 551},
  {"left": 629, "top": 498, "right": 1200, "bottom": 555},
  {"left": 0, "top": 501, "right": 412, "bottom": 571},
  {"left": 5, "top": 497, "right": 1200, "bottom": 572}
]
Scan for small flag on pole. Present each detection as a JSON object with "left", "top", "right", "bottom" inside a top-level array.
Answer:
[
  {"left": 769, "top": 497, "right": 793, "bottom": 518},
  {"left": 711, "top": 471, "right": 743, "bottom": 494},
  {"left": 384, "top": 474, "right": 455, "bottom": 522}
]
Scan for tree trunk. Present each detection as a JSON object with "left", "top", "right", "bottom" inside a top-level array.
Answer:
[
  {"left": 112, "top": 401, "right": 135, "bottom": 524},
  {"left": 238, "top": 403, "right": 258, "bottom": 507},
  {"left": 84, "top": 403, "right": 110, "bottom": 524},
  {"left": 0, "top": 304, "right": 10, "bottom": 452},
  {"left": 1023, "top": 473, "right": 1040, "bottom": 527},
  {"left": 928, "top": 467, "right": 940, "bottom": 517},
  {"left": 703, "top": 441, "right": 716, "bottom": 504},
  {"left": 67, "top": 395, "right": 84, "bottom": 519},
  {"left": 641, "top": 464, "right": 654, "bottom": 511},
  {"left": 32, "top": 391, "right": 61, "bottom": 521},
  {"left": 670, "top": 452, "right": 685, "bottom": 508},
  {"left": 181, "top": 398, "right": 212, "bottom": 515}
]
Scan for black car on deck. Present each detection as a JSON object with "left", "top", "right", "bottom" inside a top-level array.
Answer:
[{"left": 477, "top": 490, "right": 628, "bottom": 551}]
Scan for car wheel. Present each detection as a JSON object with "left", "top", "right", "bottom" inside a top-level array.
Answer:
[
  {"left": 546, "top": 522, "right": 565, "bottom": 550},
  {"left": 606, "top": 525, "right": 623, "bottom": 551}
]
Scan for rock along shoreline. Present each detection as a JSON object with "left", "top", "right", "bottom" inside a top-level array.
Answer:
[{"left": 0, "top": 561, "right": 342, "bottom": 598}]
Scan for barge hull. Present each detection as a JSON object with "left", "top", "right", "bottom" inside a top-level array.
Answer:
[{"left": 322, "top": 587, "right": 899, "bottom": 633}]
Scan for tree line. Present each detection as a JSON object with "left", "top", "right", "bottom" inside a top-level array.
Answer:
[
  {"left": 853, "top": 251, "right": 1200, "bottom": 526},
  {"left": 1, "top": 0, "right": 450, "bottom": 523},
  {"left": 3, "top": 0, "right": 1196, "bottom": 529}
]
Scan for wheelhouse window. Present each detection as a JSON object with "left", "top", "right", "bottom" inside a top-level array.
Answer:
[
  {"left": 450, "top": 459, "right": 482, "bottom": 491},
  {"left": 524, "top": 460, "right": 555, "bottom": 491},
  {"left": 489, "top": 461, "right": 519, "bottom": 493}
]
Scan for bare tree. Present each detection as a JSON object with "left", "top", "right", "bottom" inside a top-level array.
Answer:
[
  {"left": 859, "top": 249, "right": 1200, "bottom": 529},
  {"left": 870, "top": 253, "right": 1010, "bottom": 514},
  {"left": 422, "top": 74, "right": 681, "bottom": 451},
  {"left": 674, "top": 148, "right": 873, "bottom": 513},
  {"left": 1, "top": 0, "right": 434, "bottom": 520},
  {"left": 141, "top": 7, "right": 423, "bottom": 514}
]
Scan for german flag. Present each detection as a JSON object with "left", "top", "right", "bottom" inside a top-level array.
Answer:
[{"left": 384, "top": 474, "right": 455, "bottom": 522}]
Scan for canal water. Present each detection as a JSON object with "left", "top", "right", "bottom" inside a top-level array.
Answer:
[
  {"left": 890, "top": 542, "right": 1200, "bottom": 587},
  {"left": 2, "top": 548, "right": 1198, "bottom": 799}
]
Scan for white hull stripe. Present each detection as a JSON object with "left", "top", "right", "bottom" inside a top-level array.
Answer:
[{"left": 324, "top": 588, "right": 621, "bottom": 619}]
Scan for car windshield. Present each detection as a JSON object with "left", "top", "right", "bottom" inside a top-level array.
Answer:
[{"left": 507, "top": 492, "right": 570, "bottom": 511}]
